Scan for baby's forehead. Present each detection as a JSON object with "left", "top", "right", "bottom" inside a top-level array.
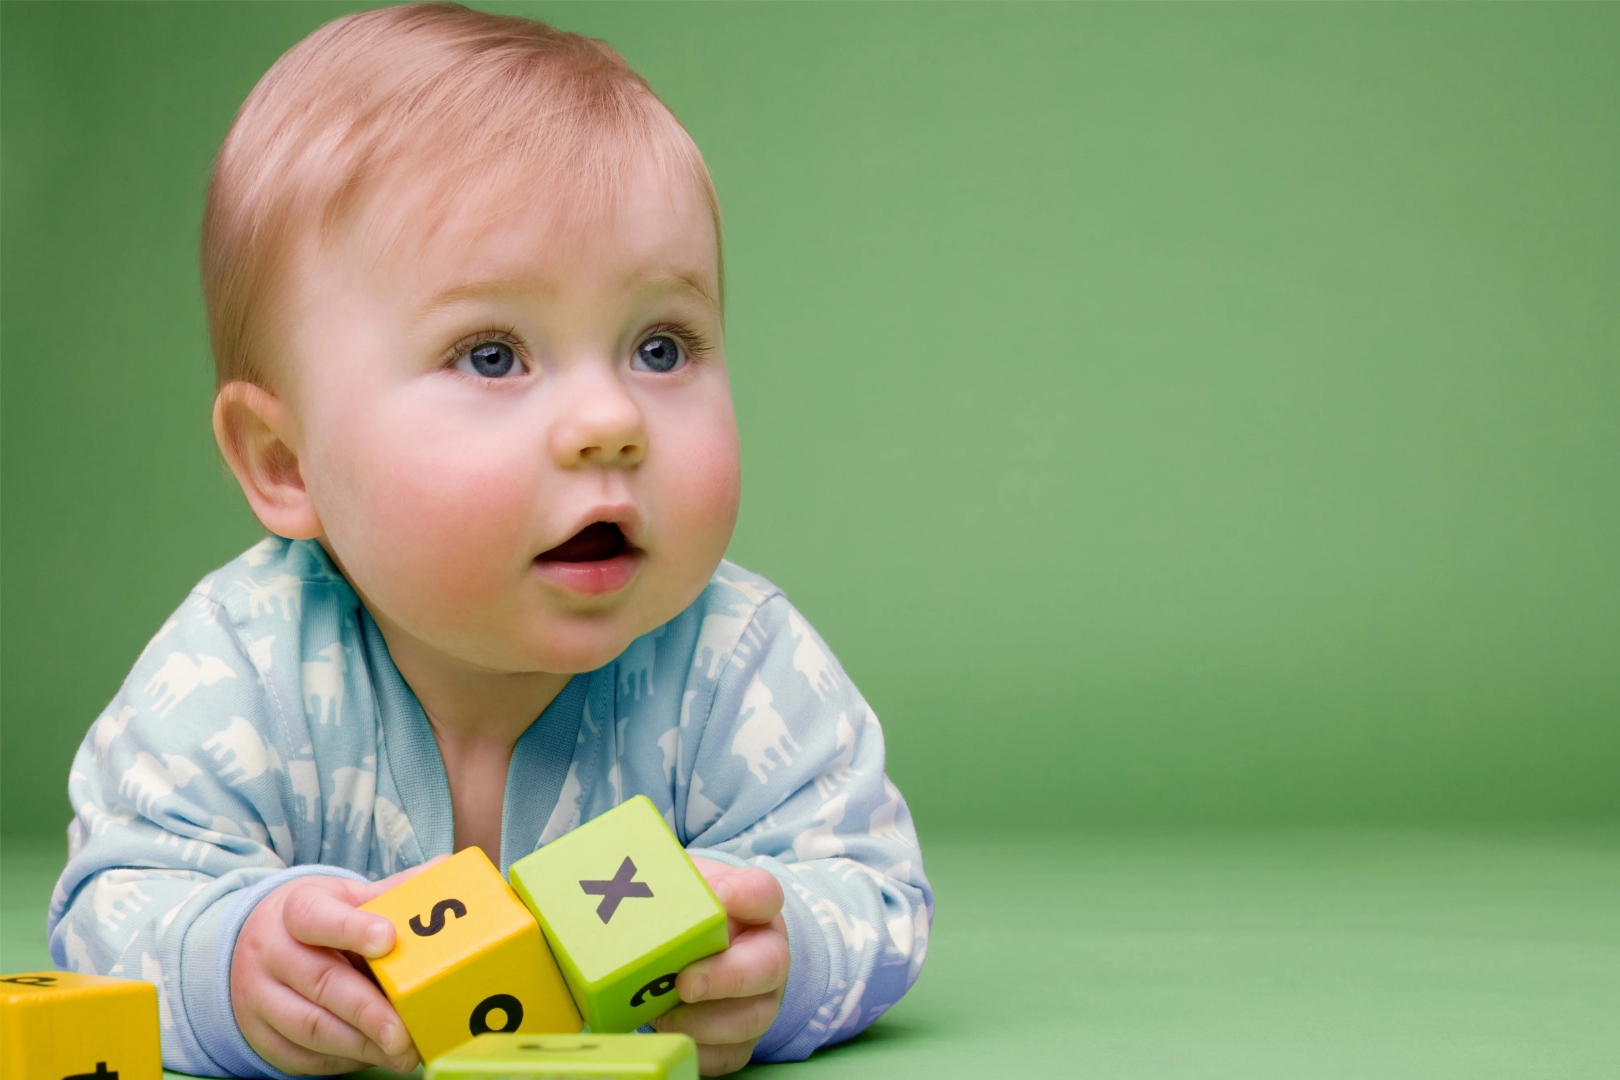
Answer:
[{"left": 296, "top": 153, "right": 721, "bottom": 333}]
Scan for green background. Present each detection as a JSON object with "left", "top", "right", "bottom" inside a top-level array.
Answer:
[
  {"left": 3, "top": 5, "right": 1618, "bottom": 1078},
  {"left": 5, "top": 2, "right": 1616, "bottom": 838}
]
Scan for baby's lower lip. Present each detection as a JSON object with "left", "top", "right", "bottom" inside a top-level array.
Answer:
[{"left": 532, "top": 551, "right": 643, "bottom": 595}]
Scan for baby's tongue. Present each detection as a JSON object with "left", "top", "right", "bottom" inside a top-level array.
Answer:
[{"left": 538, "top": 522, "right": 625, "bottom": 562}]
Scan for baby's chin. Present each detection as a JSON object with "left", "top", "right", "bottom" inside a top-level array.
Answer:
[
  {"left": 507, "top": 626, "right": 647, "bottom": 675},
  {"left": 465, "top": 593, "right": 679, "bottom": 675}
]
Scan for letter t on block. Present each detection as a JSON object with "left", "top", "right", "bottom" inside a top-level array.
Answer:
[
  {"left": 508, "top": 796, "right": 729, "bottom": 1033},
  {"left": 361, "top": 847, "right": 580, "bottom": 1063}
]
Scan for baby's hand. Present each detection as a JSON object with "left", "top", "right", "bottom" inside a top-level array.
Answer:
[
  {"left": 654, "top": 858, "right": 790, "bottom": 1076},
  {"left": 231, "top": 860, "right": 442, "bottom": 1075}
]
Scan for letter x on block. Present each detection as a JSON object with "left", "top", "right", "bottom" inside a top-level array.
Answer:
[
  {"left": 580, "top": 857, "right": 654, "bottom": 922},
  {"left": 507, "top": 795, "right": 729, "bottom": 1033}
]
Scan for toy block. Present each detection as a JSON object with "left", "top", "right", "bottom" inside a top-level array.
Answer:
[
  {"left": 1, "top": 971, "right": 160, "bottom": 1080},
  {"left": 425, "top": 1033, "right": 697, "bottom": 1079},
  {"left": 361, "top": 847, "right": 580, "bottom": 1063},
  {"left": 508, "top": 796, "right": 728, "bottom": 1033}
]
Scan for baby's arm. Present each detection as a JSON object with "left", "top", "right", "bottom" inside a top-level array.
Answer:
[
  {"left": 671, "top": 593, "right": 933, "bottom": 1064},
  {"left": 48, "top": 600, "right": 396, "bottom": 1078}
]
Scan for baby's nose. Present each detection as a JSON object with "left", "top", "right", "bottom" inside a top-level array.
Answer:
[
  {"left": 551, "top": 374, "right": 647, "bottom": 468},
  {"left": 578, "top": 435, "right": 644, "bottom": 466}
]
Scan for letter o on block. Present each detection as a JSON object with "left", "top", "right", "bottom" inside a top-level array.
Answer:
[{"left": 469, "top": 993, "right": 524, "bottom": 1036}]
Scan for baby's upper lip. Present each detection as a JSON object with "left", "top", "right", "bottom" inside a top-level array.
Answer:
[{"left": 536, "top": 504, "right": 642, "bottom": 559}]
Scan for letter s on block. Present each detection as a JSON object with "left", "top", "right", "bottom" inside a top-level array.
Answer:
[{"left": 409, "top": 898, "right": 467, "bottom": 937}]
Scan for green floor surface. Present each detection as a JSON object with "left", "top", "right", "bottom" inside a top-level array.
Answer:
[{"left": 4, "top": 829, "right": 1617, "bottom": 1079}]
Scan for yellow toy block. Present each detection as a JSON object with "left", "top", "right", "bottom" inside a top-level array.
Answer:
[
  {"left": 361, "top": 847, "right": 581, "bottom": 1063},
  {"left": 426, "top": 1033, "right": 698, "bottom": 1079},
  {"left": 1, "top": 971, "right": 161, "bottom": 1080}
]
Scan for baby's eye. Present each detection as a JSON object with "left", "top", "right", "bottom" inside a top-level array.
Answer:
[
  {"left": 454, "top": 339, "right": 523, "bottom": 379},
  {"left": 631, "top": 334, "right": 685, "bottom": 374}
]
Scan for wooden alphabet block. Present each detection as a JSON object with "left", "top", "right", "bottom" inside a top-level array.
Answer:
[
  {"left": 1, "top": 971, "right": 160, "bottom": 1080},
  {"left": 361, "top": 847, "right": 580, "bottom": 1063},
  {"left": 508, "top": 796, "right": 728, "bottom": 1033},
  {"left": 425, "top": 1032, "right": 697, "bottom": 1079}
]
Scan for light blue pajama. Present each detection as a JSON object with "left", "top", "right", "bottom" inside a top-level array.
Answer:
[{"left": 48, "top": 537, "right": 931, "bottom": 1077}]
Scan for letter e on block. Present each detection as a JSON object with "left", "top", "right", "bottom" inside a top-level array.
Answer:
[
  {"left": 508, "top": 796, "right": 728, "bottom": 1033},
  {"left": 1, "top": 971, "right": 160, "bottom": 1080},
  {"left": 361, "top": 847, "right": 580, "bottom": 1062}
]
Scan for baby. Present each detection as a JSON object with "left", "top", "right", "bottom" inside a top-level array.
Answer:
[{"left": 47, "top": 5, "right": 930, "bottom": 1077}]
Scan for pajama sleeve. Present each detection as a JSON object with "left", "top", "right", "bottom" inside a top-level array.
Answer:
[
  {"left": 679, "top": 594, "right": 933, "bottom": 1062},
  {"left": 46, "top": 594, "right": 362, "bottom": 1079}
]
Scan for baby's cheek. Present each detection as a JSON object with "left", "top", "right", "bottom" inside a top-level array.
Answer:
[
  {"left": 664, "top": 429, "right": 741, "bottom": 559},
  {"left": 398, "top": 463, "right": 531, "bottom": 567},
  {"left": 328, "top": 423, "right": 541, "bottom": 618}
]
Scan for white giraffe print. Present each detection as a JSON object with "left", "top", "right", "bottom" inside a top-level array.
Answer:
[
  {"left": 239, "top": 573, "right": 301, "bottom": 621},
  {"left": 302, "top": 642, "right": 346, "bottom": 725},
  {"left": 732, "top": 674, "right": 801, "bottom": 783},
  {"left": 144, "top": 653, "right": 235, "bottom": 716}
]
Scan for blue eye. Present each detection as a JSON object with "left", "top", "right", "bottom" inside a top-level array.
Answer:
[
  {"left": 455, "top": 340, "right": 521, "bottom": 379},
  {"left": 632, "top": 334, "right": 684, "bottom": 373}
]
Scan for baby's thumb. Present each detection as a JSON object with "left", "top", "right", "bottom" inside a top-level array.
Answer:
[
  {"left": 283, "top": 883, "right": 396, "bottom": 957},
  {"left": 335, "top": 855, "right": 452, "bottom": 946},
  {"left": 711, "top": 866, "right": 785, "bottom": 926}
]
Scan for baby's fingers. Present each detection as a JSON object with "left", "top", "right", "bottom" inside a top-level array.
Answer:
[
  {"left": 241, "top": 1017, "right": 368, "bottom": 1078},
  {"left": 253, "top": 979, "right": 401, "bottom": 1073},
  {"left": 678, "top": 923, "right": 790, "bottom": 1003},
  {"left": 696, "top": 1041, "right": 757, "bottom": 1077},
  {"left": 269, "top": 947, "right": 415, "bottom": 1066},
  {"left": 282, "top": 883, "right": 395, "bottom": 957},
  {"left": 652, "top": 992, "right": 780, "bottom": 1047}
]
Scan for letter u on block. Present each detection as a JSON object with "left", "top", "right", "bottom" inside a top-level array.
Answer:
[
  {"left": 361, "top": 847, "right": 581, "bottom": 1063},
  {"left": 425, "top": 1032, "right": 698, "bottom": 1079}
]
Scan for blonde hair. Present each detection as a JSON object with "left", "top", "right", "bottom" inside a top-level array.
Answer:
[{"left": 201, "top": 3, "right": 720, "bottom": 387}]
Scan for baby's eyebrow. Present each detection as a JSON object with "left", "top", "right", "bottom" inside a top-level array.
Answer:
[
  {"left": 409, "top": 269, "right": 720, "bottom": 326},
  {"left": 411, "top": 279, "right": 528, "bottom": 324},
  {"left": 639, "top": 270, "right": 720, "bottom": 312}
]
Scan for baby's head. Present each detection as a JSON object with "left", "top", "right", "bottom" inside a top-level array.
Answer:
[{"left": 204, "top": 3, "right": 739, "bottom": 676}]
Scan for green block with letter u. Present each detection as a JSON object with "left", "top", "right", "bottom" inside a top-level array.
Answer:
[
  {"left": 508, "top": 795, "right": 729, "bottom": 1032},
  {"left": 425, "top": 1032, "right": 698, "bottom": 1079}
]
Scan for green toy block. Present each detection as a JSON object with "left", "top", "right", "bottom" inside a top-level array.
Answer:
[
  {"left": 508, "top": 795, "right": 729, "bottom": 1033},
  {"left": 425, "top": 1032, "right": 698, "bottom": 1079}
]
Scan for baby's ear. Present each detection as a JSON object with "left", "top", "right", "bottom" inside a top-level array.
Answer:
[{"left": 213, "top": 382, "right": 322, "bottom": 540}]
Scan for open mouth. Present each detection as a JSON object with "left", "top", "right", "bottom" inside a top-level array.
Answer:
[{"left": 536, "top": 521, "right": 631, "bottom": 563}]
